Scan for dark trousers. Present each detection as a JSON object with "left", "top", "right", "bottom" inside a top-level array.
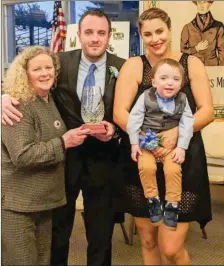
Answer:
[{"left": 51, "top": 179, "right": 115, "bottom": 266}]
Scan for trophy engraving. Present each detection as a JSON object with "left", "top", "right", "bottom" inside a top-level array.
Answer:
[{"left": 81, "top": 86, "right": 106, "bottom": 134}]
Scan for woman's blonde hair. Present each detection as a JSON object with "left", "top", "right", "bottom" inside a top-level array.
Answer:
[
  {"left": 138, "top": 7, "right": 171, "bottom": 33},
  {"left": 3, "top": 46, "right": 60, "bottom": 101}
]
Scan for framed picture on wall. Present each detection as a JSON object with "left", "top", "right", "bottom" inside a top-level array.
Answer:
[
  {"left": 158, "top": 0, "right": 224, "bottom": 114},
  {"left": 156, "top": 0, "right": 224, "bottom": 161}
]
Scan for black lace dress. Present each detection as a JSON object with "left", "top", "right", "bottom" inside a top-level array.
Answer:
[{"left": 120, "top": 54, "right": 212, "bottom": 229}]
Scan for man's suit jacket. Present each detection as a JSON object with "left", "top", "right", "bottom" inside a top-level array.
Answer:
[
  {"left": 181, "top": 12, "right": 224, "bottom": 66},
  {"left": 53, "top": 49, "right": 125, "bottom": 188}
]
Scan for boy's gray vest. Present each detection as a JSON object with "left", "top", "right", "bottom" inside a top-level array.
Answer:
[{"left": 141, "top": 87, "right": 187, "bottom": 133}]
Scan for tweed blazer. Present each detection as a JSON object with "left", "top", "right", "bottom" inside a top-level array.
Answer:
[{"left": 2, "top": 95, "right": 67, "bottom": 212}]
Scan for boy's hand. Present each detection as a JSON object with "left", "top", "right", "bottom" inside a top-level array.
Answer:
[
  {"left": 172, "top": 147, "right": 186, "bottom": 164},
  {"left": 131, "top": 144, "right": 142, "bottom": 162}
]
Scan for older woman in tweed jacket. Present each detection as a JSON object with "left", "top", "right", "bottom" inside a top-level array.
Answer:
[{"left": 1, "top": 46, "right": 89, "bottom": 266}]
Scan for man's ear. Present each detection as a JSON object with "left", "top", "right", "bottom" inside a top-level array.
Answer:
[{"left": 77, "top": 30, "right": 80, "bottom": 41}]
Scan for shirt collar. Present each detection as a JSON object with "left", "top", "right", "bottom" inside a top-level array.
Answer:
[
  {"left": 155, "top": 90, "right": 174, "bottom": 103},
  {"left": 81, "top": 51, "right": 107, "bottom": 70}
]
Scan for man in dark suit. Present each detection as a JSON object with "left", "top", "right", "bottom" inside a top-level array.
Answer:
[
  {"left": 2, "top": 9, "right": 125, "bottom": 266},
  {"left": 51, "top": 9, "right": 125, "bottom": 266}
]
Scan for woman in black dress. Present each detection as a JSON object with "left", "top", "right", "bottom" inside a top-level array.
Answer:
[{"left": 114, "top": 8, "right": 214, "bottom": 265}]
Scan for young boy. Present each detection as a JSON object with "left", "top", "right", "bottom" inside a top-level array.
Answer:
[{"left": 127, "top": 58, "right": 194, "bottom": 230}]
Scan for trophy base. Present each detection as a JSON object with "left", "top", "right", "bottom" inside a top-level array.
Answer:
[{"left": 81, "top": 123, "right": 107, "bottom": 134}]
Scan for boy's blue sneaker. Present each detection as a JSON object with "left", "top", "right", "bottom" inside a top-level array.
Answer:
[
  {"left": 148, "top": 197, "right": 163, "bottom": 226},
  {"left": 163, "top": 202, "right": 180, "bottom": 230}
]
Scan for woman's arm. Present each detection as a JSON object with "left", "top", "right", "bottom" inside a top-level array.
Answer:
[
  {"left": 113, "top": 57, "right": 142, "bottom": 132},
  {"left": 114, "top": 57, "right": 177, "bottom": 159},
  {"left": 188, "top": 55, "right": 214, "bottom": 131},
  {"left": 127, "top": 93, "right": 146, "bottom": 144},
  {"left": 154, "top": 56, "right": 214, "bottom": 158}
]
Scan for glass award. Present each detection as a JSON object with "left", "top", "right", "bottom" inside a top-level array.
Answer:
[{"left": 81, "top": 86, "right": 106, "bottom": 134}]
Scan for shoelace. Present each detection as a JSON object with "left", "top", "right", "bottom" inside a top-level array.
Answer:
[
  {"left": 148, "top": 200, "right": 161, "bottom": 216},
  {"left": 165, "top": 204, "right": 181, "bottom": 214},
  {"left": 164, "top": 211, "right": 178, "bottom": 221}
]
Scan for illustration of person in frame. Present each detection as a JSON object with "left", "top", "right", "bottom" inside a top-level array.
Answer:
[
  {"left": 180, "top": 1, "right": 224, "bottom": 66},
  {"left": 69, "top": 36, "right": 76, "bottom": 48}
]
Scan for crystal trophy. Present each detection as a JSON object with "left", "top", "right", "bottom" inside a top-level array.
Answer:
[{"left": 81, "top": 86, "right": 106, "bottom": 134}]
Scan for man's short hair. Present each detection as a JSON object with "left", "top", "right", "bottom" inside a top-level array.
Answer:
[
  {"left": 192, "top": 1, "right": 214, "bottom": 5},
  {"left": 79, "top": 9, "right": 112, "bottom": 33}
]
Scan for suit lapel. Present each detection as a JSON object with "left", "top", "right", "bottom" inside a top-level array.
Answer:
[
  {"left": 104, "top": 52, "right": 116, "bottom": 116},
  {"left": 105, "top": 53, "right": 113, "bottom": 86},
  {"left": 66, "top": 50, "right": 83, "bottom": 123},
  {"left": 68, "top": 50, "right": 82, "bottom": 115},
  {"left": 68, "top": 49, "right": 82, "bottom": 97}
]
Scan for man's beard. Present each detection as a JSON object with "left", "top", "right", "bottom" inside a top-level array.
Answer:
[{"left": 85, "top": 49, "right": 107, "bottom": 61}]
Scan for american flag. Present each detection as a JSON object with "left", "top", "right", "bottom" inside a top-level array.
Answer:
[{"left": 50, "top": 1, "right": 67, "bottom": 52}]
